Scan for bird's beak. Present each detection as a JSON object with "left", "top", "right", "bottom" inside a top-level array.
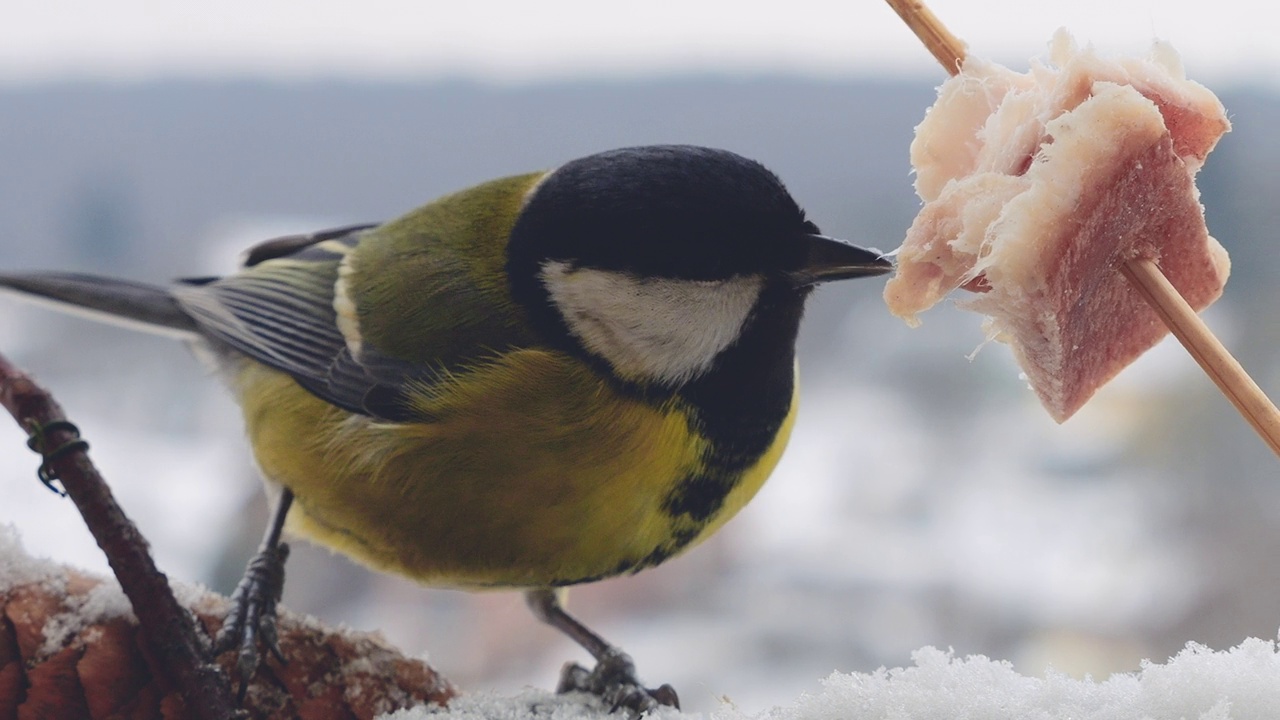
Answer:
[{"left": 787, "top": 233, "right": 893, "bottom": 287}]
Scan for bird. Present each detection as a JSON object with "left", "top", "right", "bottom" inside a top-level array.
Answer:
[{"left": 0, "top": 144, "right": 890, "bottom": 711}]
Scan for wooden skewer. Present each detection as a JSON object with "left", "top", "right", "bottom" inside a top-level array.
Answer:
[
  {"left": 1122, "top": 260, "right": 1280, "bottom": 457},
  {"left": 885, "top": 0, "right": 1280, "bottom": 457},
  {"left": 884, "top": 0, "right": 969, "bottom": 74}
]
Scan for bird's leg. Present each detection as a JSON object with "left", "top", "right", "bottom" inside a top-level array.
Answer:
[
  {"left": 525, "top": 588, "right": 680, "bottom": 713},
  {"left": 214, "top": 487, "right": 294, "bottom": 701}
]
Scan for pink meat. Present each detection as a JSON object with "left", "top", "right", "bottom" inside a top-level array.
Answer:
[{"left": 884, "top": 32, "right": 1231, "bottom": 421}]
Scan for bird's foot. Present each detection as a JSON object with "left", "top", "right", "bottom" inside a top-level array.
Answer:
[
  {"left": 213, "top": 542, "right": 291, "bottom": 700},
  {"left": 556, "top": 648, "right": 679, "bottom": 714}
]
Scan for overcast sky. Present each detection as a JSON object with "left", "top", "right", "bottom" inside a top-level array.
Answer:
[{"left": 0, "top": 0, "right": 1270, "bottom": 85}]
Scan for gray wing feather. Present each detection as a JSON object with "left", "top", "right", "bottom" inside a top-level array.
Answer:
[{"left": 173, "top": 226, "right": 433, "bottom": 421}]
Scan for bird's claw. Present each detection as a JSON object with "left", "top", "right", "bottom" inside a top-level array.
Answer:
[
  {"left": 556, "top": 649, "right": 680, "bottom": 714},
  {"left": 213, "top": 542, "right": 291, "bottom": 700}
]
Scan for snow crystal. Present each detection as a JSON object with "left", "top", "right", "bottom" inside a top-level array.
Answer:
[
  {"left": 39, "top": 577, "right": 137, "bottom": 656},
  {"left": 0, "top": 523, "right": 58, "bottom": 591},
  {"left": 751, "top": 643, "right": 1280, "bottom": 720},
  {"left": 382, "top": 641, "right": 1280, "bottom": 720},
  {"left": 380, "top": 688, "right": 675, "bottom": 720}
]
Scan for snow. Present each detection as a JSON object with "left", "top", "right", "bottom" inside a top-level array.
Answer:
[
  {"left": 384, "top": 641, "right": 1280, "bottom": 720},
  {"left": 38, "top": 579, "right": 136, "bottom": 656},
  {"left": 0, "top": 523, "right": 57, "bottom": 592}
]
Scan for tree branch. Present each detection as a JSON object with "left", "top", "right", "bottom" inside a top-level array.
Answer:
[{"left": 0, "top": 351, "right": 236, "bottom": 719}]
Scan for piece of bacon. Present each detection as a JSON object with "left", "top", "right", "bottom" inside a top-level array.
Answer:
[{"left": 884, "top": 32, "right": 1231, "bottom": 421}]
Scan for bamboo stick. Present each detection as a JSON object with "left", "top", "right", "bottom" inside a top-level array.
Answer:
[{"left": 885, "top": 0, "right": 1280, "bottom": 456}]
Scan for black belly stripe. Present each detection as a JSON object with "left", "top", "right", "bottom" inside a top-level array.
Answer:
[
  {"left": 660, "top": 285, "right": 805, "bottom": 525},
  {"left": 550, "top": 526, "right": 702, "bottom": 586},
  {"left": 662, "top": 470, "right": 736, "bottom": 522}
]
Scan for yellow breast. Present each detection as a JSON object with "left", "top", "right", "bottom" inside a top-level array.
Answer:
[{"left": 232, "top": 349, "right": 796, "bottom": 588}]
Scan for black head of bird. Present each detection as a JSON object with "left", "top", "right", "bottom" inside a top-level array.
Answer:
[{"left": 507, "top": 144, "right": 890, "bottom": 390}]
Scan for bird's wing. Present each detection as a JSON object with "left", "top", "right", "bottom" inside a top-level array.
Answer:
[{"left": 172, "top": 224, "right": 519, "bottom": 422}]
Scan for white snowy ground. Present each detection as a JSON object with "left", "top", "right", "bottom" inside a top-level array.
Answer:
[
  {"left": 395, "top": 639, "right": 1280, "bottom": 720},
  {"left": 5, "top": 526, "right": 1280, "bottom": 720}
]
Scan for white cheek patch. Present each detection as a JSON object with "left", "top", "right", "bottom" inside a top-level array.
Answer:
[{"left": 540, "top": 261, "right": 762, "bottom": 387}]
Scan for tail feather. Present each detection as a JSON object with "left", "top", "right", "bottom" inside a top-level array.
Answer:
[{"left": 0, "top": 272, "right": 199, "bottom": 336}]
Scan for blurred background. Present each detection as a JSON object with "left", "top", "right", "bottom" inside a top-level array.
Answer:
[{"left": 3, "top": 0, "right": 1280, "bottom": 714}]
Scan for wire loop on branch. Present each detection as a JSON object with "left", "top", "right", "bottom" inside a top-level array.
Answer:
[{"left": 23, "top": 418, "right": 88, "bottom": 495}]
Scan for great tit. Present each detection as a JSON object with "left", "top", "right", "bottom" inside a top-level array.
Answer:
[{"left": 0, "top": 144, "right": 890, "bottom": 710}]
